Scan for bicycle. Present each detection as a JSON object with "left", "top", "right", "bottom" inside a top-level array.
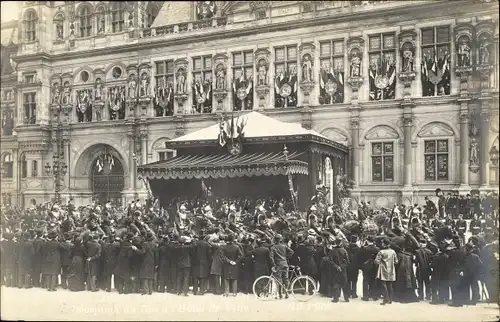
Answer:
[{"left": 252, "top": 265, "right": 317, "bottom": 302}]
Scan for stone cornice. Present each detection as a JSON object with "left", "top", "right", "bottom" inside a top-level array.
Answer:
[{"left": 13, "top": 1, "right": 487, "bottom": 64}]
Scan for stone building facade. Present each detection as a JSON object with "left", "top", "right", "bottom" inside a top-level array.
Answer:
[{"left": 0, "top": 1, "right": 499, "bottom": 208}]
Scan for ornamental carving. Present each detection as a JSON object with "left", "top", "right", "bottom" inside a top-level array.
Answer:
[
  {"left": 346, "top": 37, "right": 364, "bottom": 97},
  {"left": 138, "top": 63, "right": 152, "bottom": 98},
  {"left": 126, "top": 65, "right": 138, "bottom": 99},
  {"left": 469, "top": 113, "right": 480, "bottom": 173},
  {"left": 196, "top": 1, "right": 216, "bottom": 20},
  {"left": 476, "top": 21, "right": 495, "bottom": 66},
  {"left": 454, "top": 24, "right": 474, "bottom": 68},
  {"left": 61, "top": 73, "right": 73, "bottom": 106}
]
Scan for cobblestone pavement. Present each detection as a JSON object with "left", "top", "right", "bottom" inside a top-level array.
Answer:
[{"left": 1, "top": 286, "right": 498, "bottom": 321}]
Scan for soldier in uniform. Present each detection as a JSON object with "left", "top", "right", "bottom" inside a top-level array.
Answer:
[
  {"left": 454, "top": 213, "right": 467, "bottom": 246},
  {"left": 469, "top": 213, "right": 482, "bottom": 236}
]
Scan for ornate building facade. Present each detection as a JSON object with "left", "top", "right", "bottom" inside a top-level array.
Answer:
[{"left": 1, "top": 0, "right": 499, "bottom": 208}]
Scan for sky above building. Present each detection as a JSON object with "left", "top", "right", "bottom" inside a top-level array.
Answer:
[{"left": 1, "top": 1, "right": 19, "bottom": 22}]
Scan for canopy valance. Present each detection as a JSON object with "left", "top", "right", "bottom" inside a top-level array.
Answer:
[{"left": 138, "top": 151, "right": 309, "bottom": 180}]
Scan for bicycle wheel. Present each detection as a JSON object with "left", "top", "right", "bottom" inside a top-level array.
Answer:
[
  {"left": 290, "top": 275, "right": 317, "bottom": 302},
  {"left": 252, "top": 275, "right": 278, "bottom": 301}
]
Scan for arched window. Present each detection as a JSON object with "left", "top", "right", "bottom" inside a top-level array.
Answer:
[
  {"left": 2, "top": 154, "right": 13, "bottom": 178},
  {"left": 31, "top": 160, "right": 38, "bottom": 177},
  {"left": 79, "top": 5, "right": 92, "bottom": 37},
  {"left": 24, "top": 10, "right": 37, "bottom": 42},
  {"left": 21, "top": 154, "right": 27, "bottom": 178},
  {"left": 111, "top": 3, "right": 125, "bottom": 33},
  {"left": 324, "top": 157, "right": 334, "bottom": 204},
  {"left": 146, "top": 3, "right": 159, "bottom": 28}
]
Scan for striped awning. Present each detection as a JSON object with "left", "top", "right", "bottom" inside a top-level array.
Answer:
[{"left": 138, "top": 151, "right": 309, "bottom": 180}]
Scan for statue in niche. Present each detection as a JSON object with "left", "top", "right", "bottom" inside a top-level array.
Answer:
[
  {"left": 401, "top": 43, "right": 414, "bottom": 72},
  {"left": 176, "top": 68, "right": 186, "bottom": 94},
  {"left": 215, "top": 64, "right": 225, "bottom": 90},
  {"left": 350, "top": 51, "right": 361, "bottom": 77},
  {"left": 62, "top": 82, "right": 71, "bottom": 105},
  {"left": 457, "top": 36, "right": 471, "bottom": 67},
  {"left": 55, "top": 19, "right": 63, "bottom": 40},
  {"left": 470, "top": 124, "right": 479, "bottom": 166},
  {"left": 302, "top": 54, "right": 313, "bottom": 82},
  {"left": 52, "top": 83, "right": 61, "bottom": 104},
  {"left": 140, "top": 72, "right": 150, "bottom": 96},
  {"left": 479, "top": 35, "right": 492, "bottom": 65},
  {"left": 98, "top": 15, "right": 105, "bottom": 34},
  {"left": 95, "top": 78, "right": 104, "bottom": 100},
  {"left": 257, "top": 59, "right": 268, "bottom": 86},
  {"left": 128, "top": 74, "right": 137, "bottom": 98}
]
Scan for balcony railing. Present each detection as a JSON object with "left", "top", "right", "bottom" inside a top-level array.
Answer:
[{"left": 140, "top": 17, "right": 228, "bottom": 39}]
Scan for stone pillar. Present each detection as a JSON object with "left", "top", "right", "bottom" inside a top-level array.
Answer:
[
  {"left": 403, "top": 114, "right": 413, "bottom": 187},
  {"left": 350, "top": 116, "right": 360, "bottom": 187},
  {"left": 140, "top": 129, "right": 148, "bottom": 166},
  {"left": 127, "top": 129, "right": 136, "bottom": 194},
  {"left": 62, "top": 132, "right": 71, "bottom": 193},
  {"left": 479, "top": 103, "right": 491, "bottom": 189},
  {"left": 11, "top": 148, "right": 19, "bottom": 206},
  {"left": 458, "top": 108, "right": 470, "bottom": 189}
]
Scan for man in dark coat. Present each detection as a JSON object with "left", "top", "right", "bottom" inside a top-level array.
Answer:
[
  {"left": 462, "top": 243, "right": 483, "bottom": 305},
  {"left": 346, "top": 235, "right": 360, "bottom": 299},
  {"left": 31, "top": 229, "right": 45, "bottom": 288},
  {"left": 327, "top": 237, "right": 350, "bottom": 303},
  {"left": 1, "top": 233, "right": 18, "bottom": 287},
  {"left": 447, "top": 240, "right": 467, "bottom": 307},
  {"left": 295, "top": 238, "right": 318, "bottom": 282},
  {"left": 86, "top": 233, "right": 102, "bottom": 292},
  {"left": 41, "top": 231, "right": 69, "bottom": 291},
  {"left": 156, "top": 236, "right": 170, "bottom": 293},
  {"left": 167, "top": 238, "right": 179, "bottom": 293},
  {"left": 269, "top": 234, "right": 294, "bottom": 298},
  {"left": 415, "top": 240, "right": 433, "bottom": 301},
  {"left": 137, "top": 233, "right": 157, "bottom": 295},
  {"left": 359, "top": 236, "right": 380, "bottom": 301},
  {"left": 176, "top": 236, "right": 194, "bottom": 296},
  {"left": 60, "top": 233, "right": 74, "bottom": 289},
  {"left": 17, "top": 232, "right": 35, "bottom": 288},
  {"left": 192, "top": 235, "right": 212, "bottom": 295},
  {"left": 221, "top": 233, "right": 243, "bottom": 296},
  {"left": 251, "top": 239, "right": 272, "bottom": 281},
  {"left": 101, "top": 236, "right": 120, "bottom": 292},
  {"left": 114, "top": 232, "right": 134, "bottom": 294},
  {"left": 429, "top": 242, "right": 449, "bottom": 304},
  {"left": 238, "top": 237, "right": 255, "bottom": 294}
]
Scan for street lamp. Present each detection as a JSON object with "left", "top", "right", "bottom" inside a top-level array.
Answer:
[{"left": 45, "top": 152, "right": 68, "bottom": 203}]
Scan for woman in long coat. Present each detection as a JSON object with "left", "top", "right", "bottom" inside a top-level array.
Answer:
[
  {"left": 67, "top": 238, "right": 86, "bottom": 292},
  {"left": 375, "top": 238, "right": 398, "bottom": 305},
  {"left": 394, "top": 248, "right": 418, "bottom": 303}
]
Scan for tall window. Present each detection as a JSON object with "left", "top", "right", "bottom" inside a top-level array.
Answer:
[
  {"left": 192, "top": 56, "right": 213, "bottom": 114},
  {"left": 154, "top": 60, "right": 175, "bottom": 116},
  {"left": 24, "top": 10, "right": 37, "bottom": 42},
  {"left": 274, "top": 45, "right": 298, "bottom": 108},
  {"left": 79, "top": 5, "right": 92, "bottom": 37},
  {"left": 31, "top": 160, "right": 38, "bottom": 177},
  {"left": 368, "top": 33, "right": 396, "bottom": 101},
  {"left": 21, "top": 155, "right": 27, "bottom": 178},
  {"left": 372, "top": 142, "right": 394, "bottom": 182},
  {"left": 23, "top": 92, "right": 37, "bottom": 124},
  {"left": 424, "top": 139, "right": 449, "bottom": 181},
  {"left": 319, "top": 39, "right": 345, "bottom": 104},
  {"left": 421, "top": 26, "right": 451, "bottom": 97},
  {"left": 111, "top": 3, "right": 125, "bottom": 33},
  {"left": 232, "top": 50, "right": 254, "bottom": 111},
  {"left": 146, "top": 2, "right": 159, "bottom": 28},
  {"left": 2, "top": 154, "right": 13, "bottom": 178}
]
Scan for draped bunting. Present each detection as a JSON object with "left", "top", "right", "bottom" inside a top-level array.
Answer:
[{"left": 137, "top": 151, "right": 309, "bottom": 180}]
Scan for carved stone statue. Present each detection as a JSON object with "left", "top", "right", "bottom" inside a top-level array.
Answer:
[
  {"left": 95, "top": 78, "right": 104, "bottom": 100},
  {"left": 176, "top": 69, "right": 186, "bottom": 94},
  {"left": 140, "top": 72, "right": 150, "bottom": 97},
  {"left": 215, "top": 65, "right": 225, "bottom": 90},
  {"left": 128, "top": 74, "right": 137, "bottom": 98},
  {"left": 302, "top": 54, "right": 312, "bottom": 82},
  {"left": 52, "top": 84, "right": 61, "bottom": 104},
  {"left": 55, "top": 20, "right": 63, "bottom": 40},
  {"left": 457, "top": 37, "right": 471, "bottom": 67},
  {"left": 350, "top": 51, "right": 361, "bottom": 77},
  {"left": 470, "top": 136, "right": 479, "bottom": 166},
  {"left": 98, "top": 15, "right": 105, "bottom": 34},
  {"left": 62, "top": 83, "right": 71, "bottom": 105},
  {"left": 479, "top": 35, "right": 491, "bottom": 65},
  {"left": 257, "top": 59, "right": 268, "bottom": 86}
]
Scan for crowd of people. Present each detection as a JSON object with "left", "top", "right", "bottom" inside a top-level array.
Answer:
[{"left": 0, "top": 188, "right": 498, "bottom": 307}]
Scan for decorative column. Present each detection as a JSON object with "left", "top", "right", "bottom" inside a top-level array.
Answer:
[
  {"left": 402, "top": 114, "right": 413, "bottom": 187},
  {"left": 62, "top": 131, "right": 71, "bottom": 194},
  {"left": 350, "top": 116, "right": 360, "bottom": 187},
  {"left": 479, "top": 104, "right": 491, "bottom": 189},
  {"left": 11, "top": 148, "right": 19, "bottom": 206},
  {"left": 126, "top": 128, "right": 136, "bottom": 199},
  {"left": 458, "top": 108, "right": 470, "bottom": 190}
]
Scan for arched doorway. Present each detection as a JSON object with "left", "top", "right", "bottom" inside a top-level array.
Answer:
[{"left": 89, "top": 146, "right": 125, "bottom": 206}]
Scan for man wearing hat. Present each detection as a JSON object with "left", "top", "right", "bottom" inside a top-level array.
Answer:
[
  {"left": 31, "top": 228, "right": 45, "bottom": 288},
  {"left": 220, "top": 233, "right": 243, "bottom": 297},
  {"left": 114, "top": 232, "right": 135, "bottom": 294},
  {"left": 2, "top": 232, "right": 17, "bottom": 287},
  {"left": 375, "top": 238, "right": 397, "bottom": 305},
  {"left": 17, "top": 232, "right": 35, "bottom": 288},
  {"left": 192, "top": 231, "right": 211, "bottom": 295},
  {"left": 269, "top": 234, "right": 294, "bottom": 298},
  {"left": 41, "top": 231, "right": 68, "bottom": 291},
  {"left": 326, "top": 236, "right": 350, "bottom": 303},
  {"left": 359, "top": 236, "right": 380, "bottom": 301},
  {"left": 176, "top": 235, "right": 194, "bottom": 296},
  {"left": 60, "top": 233, "right": 74, "bottom": 289},
  {"left": 156, "top": 235, "right": 170, "bottom": 293},
  {"left": 138, "top": 232, "right": 157, "bottom": 295},
  {"left": 346, "top": 235, "right": 361, "bottom": 299},
  {"left": 101, "top": 235, "right": 120, "bottom": 292}
]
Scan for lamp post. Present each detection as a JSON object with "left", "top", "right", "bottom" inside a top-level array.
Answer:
[{"left": 45, "top": 152, "right": 67, "bottom": 204}]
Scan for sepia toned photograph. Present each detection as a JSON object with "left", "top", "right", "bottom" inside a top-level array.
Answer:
[{"left": 0, "top": 1, "right": 499, "bottom": 321}]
